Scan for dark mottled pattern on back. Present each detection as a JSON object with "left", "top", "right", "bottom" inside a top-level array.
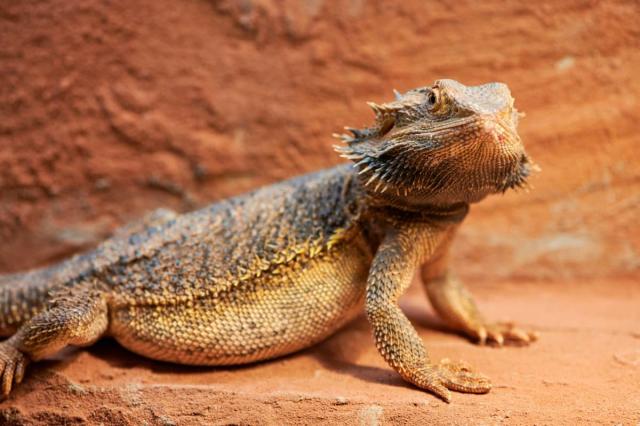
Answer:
[
  {"left": 101, "top": 165, "right": 363, "bottom": 304},
  {"left": 0, "top": 165, "right": 364, "bottom": 327}
]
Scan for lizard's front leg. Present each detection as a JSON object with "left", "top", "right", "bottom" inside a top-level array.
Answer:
[
  {"left": 365, "top": 225, "right": 491, "bottom": 402},
  {"left": 0, "top": 286, "right": 108, "bottom": 398},
  {"left": 421, "top": 230, "right": 538, "bottom": 346}
]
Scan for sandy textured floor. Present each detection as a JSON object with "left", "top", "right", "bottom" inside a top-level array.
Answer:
[{"left": 0, "top": 279, "right": 637, "bottom": 425}]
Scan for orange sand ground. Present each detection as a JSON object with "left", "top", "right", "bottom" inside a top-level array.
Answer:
[{"left": 0, "top": 279, "right": 638, "bottom": 425}]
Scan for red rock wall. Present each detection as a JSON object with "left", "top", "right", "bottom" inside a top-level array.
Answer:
[{"left": 1, "top": 0, "right": 638, "bottom": 280}]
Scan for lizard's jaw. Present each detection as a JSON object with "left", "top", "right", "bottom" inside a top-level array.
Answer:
[{"left": 496, "top": 153, "right": 536, "bottom": 193}]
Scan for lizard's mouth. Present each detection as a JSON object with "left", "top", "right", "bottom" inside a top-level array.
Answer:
[{"left": 496, "top": 153, "right": 536, "bottom": 192}]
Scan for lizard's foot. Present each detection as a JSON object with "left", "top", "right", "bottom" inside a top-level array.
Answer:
[
  {"left": 424, "top": 275, "right": 538, "bottom": 347},
  {"left": 470, "top": 321, "right": 539, "bottom": 347},
  {"left": 409, "top": 358, "right": 491, "bottom": 403},
  {"left": 0, "top": 341, "right": 28, "bottom": 398}
]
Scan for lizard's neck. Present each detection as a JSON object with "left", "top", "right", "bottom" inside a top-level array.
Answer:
[
  {"left": 339, "top": 162, "right": 482, "bottom": 223},
  {"left": 366, "top": 196, "right": 470, "bottom": 223},
  {"left": 342, "top": 166, "right": 470, "bottom": 223}
]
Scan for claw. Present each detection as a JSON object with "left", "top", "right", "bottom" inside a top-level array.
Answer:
[
  {"left": 477, "top": 326, "right": 488, "bottom": 345},
  {"left": 434, "top": 386, "right": 452, "bottom": 403},
  {"left": 487, "top": 329, "right": 504, "bottom": 346},
  {"left": 508, "top": 327, "right": 531, "bottom": 343},
  {"left": 529, "top": 331, "right": 540, "bottom": 342}
]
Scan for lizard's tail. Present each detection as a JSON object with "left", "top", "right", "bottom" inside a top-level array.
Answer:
[
  {"left": 0, "top": 270, "right": 49, "bottom": 336},
  {"left": 0, "top": 264, "right": 69, "bottom": 336}
]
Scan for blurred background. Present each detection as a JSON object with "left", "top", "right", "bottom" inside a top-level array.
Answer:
[{"left": 0, "top": 0, "right": 638, "bottom": 282}]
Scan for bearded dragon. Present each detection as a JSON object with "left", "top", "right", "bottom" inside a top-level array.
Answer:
[{"left": 0, "top": 79, "right": 537, "bottom": 402}]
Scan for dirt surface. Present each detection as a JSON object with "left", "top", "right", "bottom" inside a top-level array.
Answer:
[
  {"left": 1, "top": 0, "right": 639, "bottom": 424},
  {"left": 0, "top": 279, "right": 637, "bottom": 425}
]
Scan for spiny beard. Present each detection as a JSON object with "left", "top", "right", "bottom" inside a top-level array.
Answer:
[{"left": 497, "top": 154, "right": 535, "bottom": 193}]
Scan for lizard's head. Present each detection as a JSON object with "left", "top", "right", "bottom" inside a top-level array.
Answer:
[{"left": 335, "top": 79, "right": 536, "bottom": 207}]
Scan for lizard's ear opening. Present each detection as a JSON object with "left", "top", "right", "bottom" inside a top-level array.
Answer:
[
  {"left": 366, "top": 101, "right": 397, "bottom": 137},
  {"left": 377, "top": 115, "right": 395, "bottom": 136},
  {"left": 332, "top": 100, "right": 398, "bottom": 161}
]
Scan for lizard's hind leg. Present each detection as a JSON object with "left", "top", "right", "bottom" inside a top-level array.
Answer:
[{"left": 0, "top": 285, "right": 108, "bottom": 398}]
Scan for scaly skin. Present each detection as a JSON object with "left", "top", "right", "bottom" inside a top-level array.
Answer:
[{"left": 0, "top": 79, "right": 538, "bottom": 402}]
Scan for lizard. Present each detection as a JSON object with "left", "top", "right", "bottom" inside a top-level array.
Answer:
[{"left": 0, "top": 79, "right": 538, "bottom": 403}]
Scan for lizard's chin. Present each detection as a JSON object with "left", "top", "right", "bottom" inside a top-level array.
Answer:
[{"left": 496, "top": 153, "right": 535, "bottom": 193}]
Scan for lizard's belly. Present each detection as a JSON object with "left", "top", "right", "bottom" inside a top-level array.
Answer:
[{"left": 108, "top": 238, "right": 371, "bottom": 365}]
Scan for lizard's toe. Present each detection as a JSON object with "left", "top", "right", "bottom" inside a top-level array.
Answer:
[
  {"left": 0, "top": 342, "right": 28, "bottom": 399},
  {"left": 2, "top": 360, "right": 16, "bottom": 397},
  {"left": 409, "top": 366, "right": 452, "bottom": 403},
  {"left": 14, "top": 357, "right": 27, "bottom": 385},
  {"left": 481, "top": 322, "right": 538, "bottom": 347}
]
